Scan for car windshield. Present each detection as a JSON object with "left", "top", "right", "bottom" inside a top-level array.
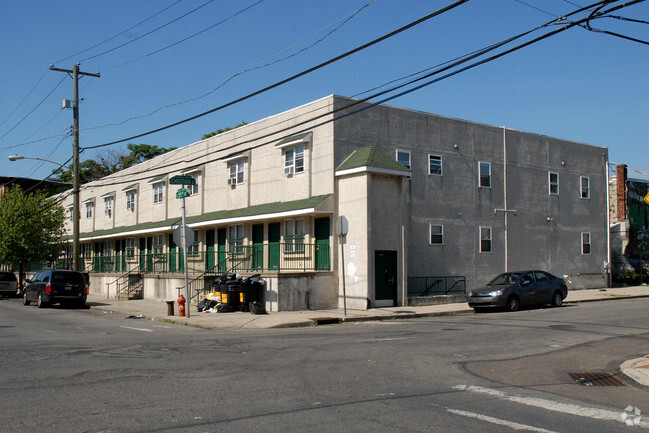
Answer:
[{"left": 487, "top": 272, "right": 521, "bottom": 285}]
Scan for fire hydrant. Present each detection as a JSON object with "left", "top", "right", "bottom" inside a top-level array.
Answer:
[{"left": 177, "top": 294, "right": 186, "bottom": 317}]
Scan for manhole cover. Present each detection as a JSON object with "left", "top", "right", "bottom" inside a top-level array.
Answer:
[{"left": 568, "top": 372, "right": 627, "bottom": 386}]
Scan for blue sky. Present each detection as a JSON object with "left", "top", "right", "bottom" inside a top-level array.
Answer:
[{"left": 1, "top": 0, "right": 647, "bottom": 180}]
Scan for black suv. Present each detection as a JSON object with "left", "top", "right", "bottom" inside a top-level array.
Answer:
[
  {"left": 0, "top": 271, "right": 18, "bottom": 298},
  {"left": 23, "top": 270, "right": 88, "bottom": 308}
]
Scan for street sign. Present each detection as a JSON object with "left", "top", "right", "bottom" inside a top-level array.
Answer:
[
  {"left": 170, "top": 175, "right": 196, "bottom": 185},
  {"left": 172, "top": 226, "right": 194, "bottom": 247},
  {"left": 644, "top": 193, "right": 649, "bottom": 206},
  {"left": 176, "top": 188, "right": 188, "bottom": 199}
]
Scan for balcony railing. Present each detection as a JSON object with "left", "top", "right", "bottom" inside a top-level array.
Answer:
[
  {"left": 28, "top": 243, "right": 331, "bottom": 275},
  {"left": 407, "top": 276, "right": 466, "bottom": 297}
]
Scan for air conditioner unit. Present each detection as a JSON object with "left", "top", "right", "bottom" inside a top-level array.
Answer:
[
  {"left": 227, "top": 177, "right": 237, "bottom": 186},
  {"left": 284, "top": 166, "right": 294, "bottom": 177}
]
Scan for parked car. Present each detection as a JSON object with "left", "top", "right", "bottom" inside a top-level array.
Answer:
[
  {"left": 0, "top": 271, "right": 18, "bottom": 298},
  {"left": 468, "top": 270, "right": 567, "bottom": 312},
  {"left": 23, "top": 269, "right": 88, "bottom": 308}
]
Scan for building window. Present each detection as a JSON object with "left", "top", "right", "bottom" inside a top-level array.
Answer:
[
  {"left": 153, "top": 183, "right": 164, "bottom": 204},
  {"left": 86, "top": 202, "right": 94, "bottom": 219},
  {"left": 480, "top": 226, "right": 492, "bottom": 252},
  {"left": 126, "top": 191, "right": 136, "bottom": 212},
  {"left": 581, "top": 232, "right": 591, "bottom": 255},
  {"left": 188, "top": 230, "right": 199, "bottom": 256},
  {"left": 81, "top": 243, "right": 92, "bottom": 260},
  {"left": 479, "top": 161, "right": 491, "bottom": 188},
  {"left": 126, "top": 237, "right": 136, "bottom": 259},
  {"left": 580, "top": 176, "right": 590, "bottom": 199},
  {"left": 284, "top": 145, "right": 305, "bottom": 176},
  {"left": 228, "top": 160, "right": 245, "bottom": 185},
  {"left": 284, "top": 219, "right": 305, "bottom": 253},
  {"left": 429, "top": 155, "right": 442, "bottom": 176},
  {"left": 104, "top": 197, "right": 113, "bottom": 218},
  {"left": 68, "top": 207, "right": 73, "bottom": 222},
  {"left": 430, "top": 224, "right": 443, "bottom": 245},
  {"left": 396, "top": 149, "right": 411, "bottom": 169},
  {"left": 153, "top": 234, "right": 164, "bottom": 255},
  {"left": 187, "top": 173, "right": 200, "bottom": 195},
  {"left": 228, "top": 224, "right": 244, "bottom": 255},
  {"left": 549, "top": 172, "right": 559, "bottom": 195},
  {"left": 103, "top": 240, "right": 112, "bottom": 256}
]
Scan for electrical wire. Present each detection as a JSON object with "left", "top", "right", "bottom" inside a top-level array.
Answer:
[
  {"left": 0, "top": 69, "right": 49, "bottom": 130},
  {"left": 55, "top": 0, "right": 185, "bottom": 64},
  {"left": 106, "top": 0, "right": 266, "bottom": 70},
  {"left": 74, "top": 0, "right": 640, "bottom": 189},
  {"left": 82, "top": 0, "right": 472, "bottom": 150},
  {"left": 0, "top": 75, "right": 67, "bottom": 142},
  {"left": 81, "top": 0, "right": 377, "bottom": 131},
  {"left": 79, "top": 0, "right": 215, "bottom": 63}
]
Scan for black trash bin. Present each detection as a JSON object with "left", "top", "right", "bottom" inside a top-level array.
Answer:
[
  {"left": 225, "top": 281, "right": 242, "bottom": 310},
  {"left": 239, "top": 275, "right": 264, "bottom": 312}
]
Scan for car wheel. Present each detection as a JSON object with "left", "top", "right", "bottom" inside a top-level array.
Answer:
[
  {"left": 551, "top": 291, "right": 563, "bottom": 308},
  {"left": 23, "top": 292, "right": 30, "bottom": 306},
  {"left": 505, "top": 295, "right": 520, "bottom": 312},
  {"left": 37, "top": 292, "right": 47, "bottom": 308}
]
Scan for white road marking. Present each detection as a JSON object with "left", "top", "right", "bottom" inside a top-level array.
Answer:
[
  {"left": 355, "top": 337, "right": 414, "bottom": 342},
  {"left": 447, "top": 408, "right": 557, "bottom": 432},
  {"left": 120, "top": 326, "right": 153, "bottom": 333},
  {"left": 453, "top": 385, "right": 649, "bottom": 428}
]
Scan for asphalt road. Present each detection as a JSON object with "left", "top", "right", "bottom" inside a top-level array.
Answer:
[{"left": 2, "top": 296, "right": 649, "bottom": 432}]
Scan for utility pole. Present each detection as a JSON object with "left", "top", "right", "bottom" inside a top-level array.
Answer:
[{"left": 50, "top": 64, "right": 100, "bottom": 271}]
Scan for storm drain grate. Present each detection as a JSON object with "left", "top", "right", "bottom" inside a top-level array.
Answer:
[{"left": 568, "top": 372, "right": 628, "bottom": 386}]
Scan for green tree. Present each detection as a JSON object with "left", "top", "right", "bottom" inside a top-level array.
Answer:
[
  {"left": 0, "top": 186, "right": 66, "bottom": 287},
  {"left": 202, "top": 121, "right": 248, "bottom": 140},
  {"left": 52, "top": 143, "right": 177, "bottom": 184}
]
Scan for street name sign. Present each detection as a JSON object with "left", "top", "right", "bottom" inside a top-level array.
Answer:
[
  {"left": 169, "top": 175, "right": 196, "bottom": 185},
  {"left": 176, "top": 188, "right": 188, "bottom": 199}
]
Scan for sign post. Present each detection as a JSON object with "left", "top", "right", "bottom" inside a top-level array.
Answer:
[
  {"left": 171, "top": 175, "right": 196, "bottom": 317},
  {"left": 336, "top": 216, "right": 349, "bottom": 316}
]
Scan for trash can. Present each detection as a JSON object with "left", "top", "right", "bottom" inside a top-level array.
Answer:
[
  {"left": 240, "top": 275, "right": 264, "bottom": 311},
  {"left": 225, "top": 282, "right": 242, "bottom": 310}
]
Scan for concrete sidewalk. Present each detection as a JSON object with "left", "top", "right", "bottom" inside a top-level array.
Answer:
[{"left": 86, "top": 285, "right": 649, "bottom": 387}]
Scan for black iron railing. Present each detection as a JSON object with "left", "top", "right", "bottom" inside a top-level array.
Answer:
[{"left": 407, "top": 276, "right": 466, "bottom": 297}]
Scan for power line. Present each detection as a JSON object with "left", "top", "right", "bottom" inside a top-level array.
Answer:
[
  {"left": 55, "top": 0, "right": 185, "bottom": 64},
  {"left": 82, "top": 0, "right": 472, "bottom": 150},
  {"left": 79, "top": 0, "right": 215, "bottom": 63},
  {"left": 0, "top": 69, "right": 49, "bottom": 129},
  {"left": 81, "top": 0, "right": 377, "bottom": 132},
  {"left": 106, "top": 0, "right": 266, "bottom": 70}
]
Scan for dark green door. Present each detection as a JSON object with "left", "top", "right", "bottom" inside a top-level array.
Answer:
[
  {"left": 375, "top": 250, "right": 397, "bottom": 307},
  {"left": 168, "top": 234, "right": 177, "bottom": 273},
  {"left": 268, "top": 223, "right": 280, "bottom": 270},
  {"left": 314, "top": 217, "right": 330, "bottom": 270},
  {"left": 217, "top": 228, "right": 227, "bottom": 273},
  {"left": 252, "top": 224, "right": 264, "bottom": 270},
  {"left": 206, "top": 229, "right": 215, "bottom": 270},
  {"left": 146, "top": 236, "right": 153, "bottom": 272}
]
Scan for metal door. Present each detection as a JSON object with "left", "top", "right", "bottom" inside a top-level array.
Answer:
[{"left": 375, "top": 250, "right": 397, "bottom": 307}]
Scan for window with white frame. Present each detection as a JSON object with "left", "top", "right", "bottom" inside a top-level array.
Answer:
[
  {"left": 187, "top": 172, "right": 200, "bottom": 195},
  {"left": 581, "top": 232, "right": 591, "bottom": 255},
  {"left": 284, "top": 219, "right": 305, "bottom": 253},
  {"left": 126, "top": 237, "right": 136, "bottom": 259},
  {"left": 153, "top": 234, "right": 164, "bottom": 255},
  {"left": 479, "top": 161, "right": 491, "bottom": 188},
  {"left": 153, "top": 182, "right": 164, "bottom": 204},
  {"left": 126, "top": 191, "right": 136, "bottom": 212},
  {"left": 86, "top": 202, "right": 94, "bottom": 219},
  {"left": 188, "top": 230, "right": 199, "bottom": 256},
  {"left": 429, "top": 154, "right": 442, "bottom": 176},
  {"left": 104, "top": 196, "right": 113, "bottom": 218},
  {"left": 549, "top": 172, "right": 559, "bottom": 195},
  {"left": 284, "top": 145, "right": 305, "bottom": 176},
  {"left": 396, "top": 149, "right": 411, "bottom": 169},
  {"left": 480, "top": 226, "right": 492, "bottom": 252},
  {"left": 580, "top": 176, "right": 590, "bottom": 199},
  {"left": 68, "top": 207, "right": 73, "bottom": 222},
  {"left": 228, "top": 224, "right": 244, "bottom": 254},
  {"left": 103, "top": 239, "right": 112, "bottom": 256},
  {"left": 430, "top": 224, "right": 443, "bottom": 245},
  {"left": 228, "top": 160, "right": 245, "bottom": 185}
]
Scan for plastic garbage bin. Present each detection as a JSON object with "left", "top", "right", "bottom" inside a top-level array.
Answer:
[{"left": 166, "top": 301, "right": 175, "bottom": 316}]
